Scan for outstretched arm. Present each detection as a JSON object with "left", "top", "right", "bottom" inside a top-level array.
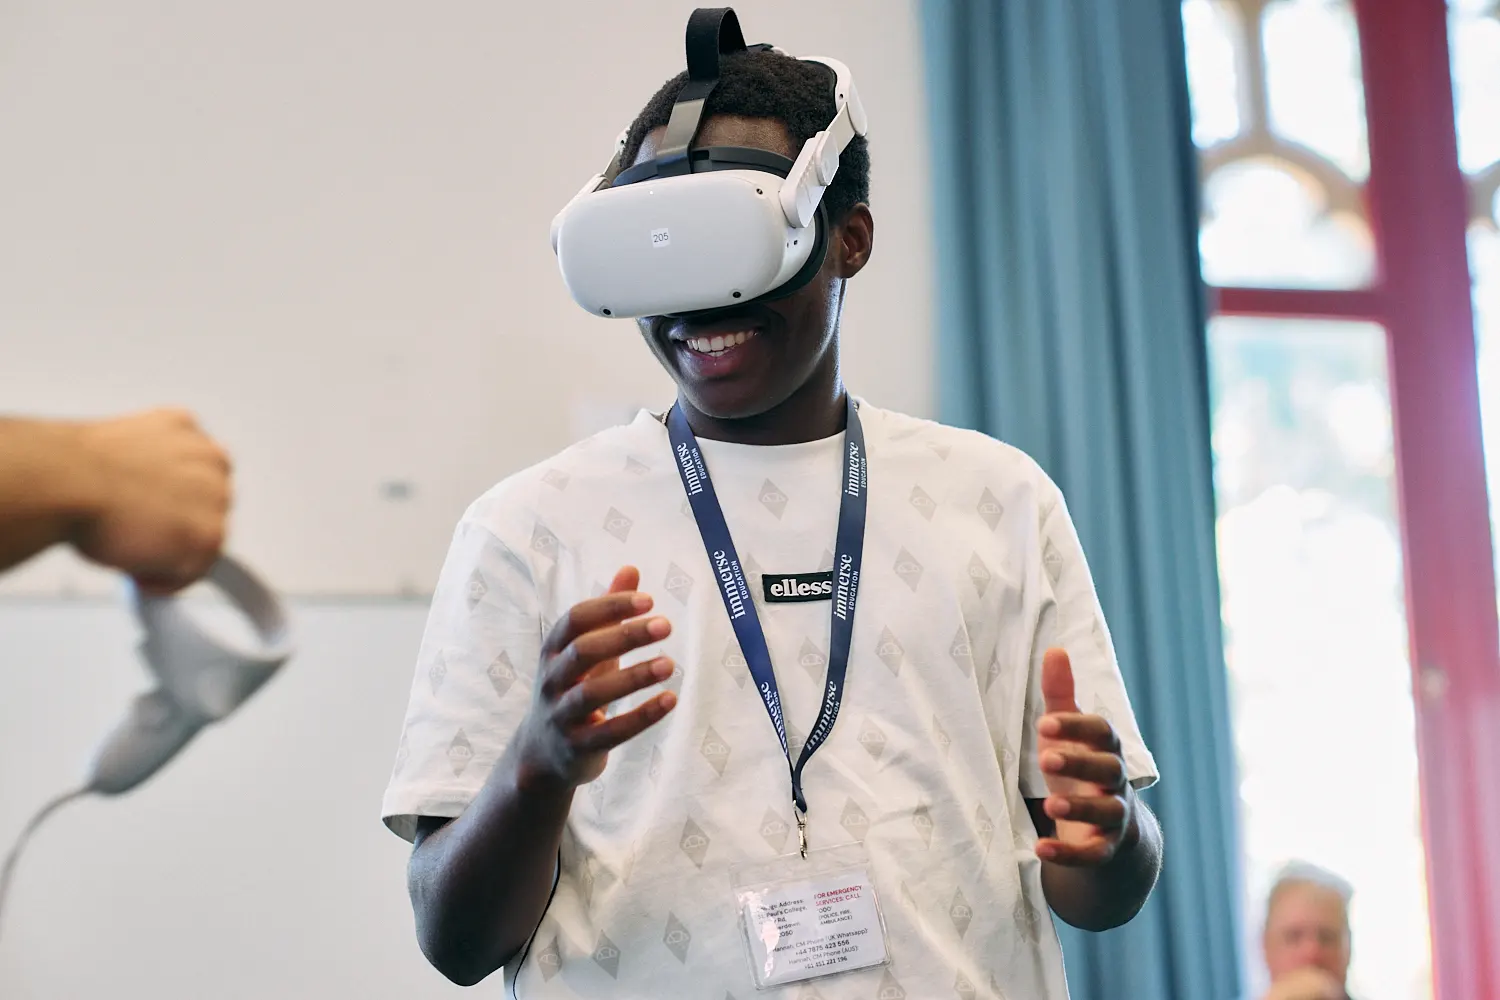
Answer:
[{"left": 0, "top": 409, "right": 230, "bottom": 589}]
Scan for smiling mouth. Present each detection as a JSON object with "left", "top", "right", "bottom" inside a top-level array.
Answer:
[{"left": 681, "top": 329, "right": 760, "bottom": 357}]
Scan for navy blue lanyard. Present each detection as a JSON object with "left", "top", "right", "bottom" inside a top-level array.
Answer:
[{"left": 666, "top": 396, "right": 867, "bottom": 852}]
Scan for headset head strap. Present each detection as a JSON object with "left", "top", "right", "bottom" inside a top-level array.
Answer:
[{"left": 656, "top": 8, "right": 752, "bottom": 177}]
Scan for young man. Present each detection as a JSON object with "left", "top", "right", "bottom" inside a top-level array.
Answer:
[{"left": 382, "top": 43, "right": 1162, "bottom": 998}]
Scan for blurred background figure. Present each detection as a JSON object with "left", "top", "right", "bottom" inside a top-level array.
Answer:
[{"left": 1259, "top": 862, "right": 1356, "bottom": 1000}]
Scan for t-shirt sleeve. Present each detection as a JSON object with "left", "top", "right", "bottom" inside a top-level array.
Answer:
[
  {"left": 380, "top": 512, "right": 542, "bottom": 843},
  {"left": 1018, "top": 480, "right": 1159, "bottom": 800}
]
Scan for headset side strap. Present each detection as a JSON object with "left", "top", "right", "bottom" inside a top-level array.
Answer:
[
  {"left": 778, "top": 57, "right": 868, "bottom": 227},
  {"left": 600, "top": 129, "right": 630, "bottom": 185}
]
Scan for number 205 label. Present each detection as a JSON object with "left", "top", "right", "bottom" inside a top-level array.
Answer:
[{"left": 651, "top": 228, "right": 671, "bottom": 248}]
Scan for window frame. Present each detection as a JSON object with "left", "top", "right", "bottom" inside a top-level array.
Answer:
[{"left": 1199, "top": 1, "right": 1500, "bottom": 997}]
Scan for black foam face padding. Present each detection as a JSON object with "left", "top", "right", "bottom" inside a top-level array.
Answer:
[{"left": 613, "top": 145, "right": 794, "bottom": 186}]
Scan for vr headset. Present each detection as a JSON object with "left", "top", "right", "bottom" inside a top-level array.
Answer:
[{"left": 549, "top": 7, "right": 868, "bottom": 320}]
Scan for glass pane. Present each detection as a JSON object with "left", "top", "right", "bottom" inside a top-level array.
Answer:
[
  {"left": 1200, "top": 159, "right": 1376, "bottom": 288},
  {"left": 1209, "top": 317, "right": 1432, "bottom": 1000},
  {"left": 1471, "top": 220, "right": 1500, "bottom": 610},
  {"left": 1183, "top": 0, "right": 1243, "bottom": 148},
  {"left": 1449, "top": 0, "right": 1500, "bottom": 174},
  {"left": 1263, "top": 0, "right": 1372, "bottom": 181}
]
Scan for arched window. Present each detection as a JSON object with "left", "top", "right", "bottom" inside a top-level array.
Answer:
[{"left": 1182, "top": 2, "right": 1500, "bottom": 998}]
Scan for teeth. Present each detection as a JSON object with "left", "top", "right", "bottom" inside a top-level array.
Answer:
[{"left": 685, "top": 330, "right": 757, "bottom": 354}]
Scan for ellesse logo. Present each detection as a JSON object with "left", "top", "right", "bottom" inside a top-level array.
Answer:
[{"left": 762, "top": 571, "right": 835, "bottom": 603}]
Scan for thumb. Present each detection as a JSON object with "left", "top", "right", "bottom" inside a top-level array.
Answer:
[
  {"left": 1041, "top": 647, "right": 1079, "bottom": 715},
  {"left": 608, "top": 565, "right": 641, "bottom": 594}
]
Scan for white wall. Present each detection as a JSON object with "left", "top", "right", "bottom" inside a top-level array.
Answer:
[
  {"left": 0, "top": 0, "right": 935, "bottom": 598},
  {"left": 0, "top": 2, "right": 934, "bottom": 996},
  {"left": 0, "top": 599, "right": 460, "bottom": 999}
]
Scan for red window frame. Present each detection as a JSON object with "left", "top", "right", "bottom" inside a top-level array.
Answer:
[{"left": 1208, "top": 1, "right": 1500, "bottom": 996}]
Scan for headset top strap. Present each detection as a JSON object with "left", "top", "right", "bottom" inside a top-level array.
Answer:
[
  {"left": 657, "top": 7, "right": 751, "bottom": 177},
  {"left": 686, "top": 7, "right": 746, "bottom": 81}
]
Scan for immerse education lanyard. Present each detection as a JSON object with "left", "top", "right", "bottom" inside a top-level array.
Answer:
[{"left": 666, "top": 396, "right": 868, "bottom": 857}]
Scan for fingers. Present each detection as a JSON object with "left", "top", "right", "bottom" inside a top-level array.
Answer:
[
  {"left": 544, "top": 614, "right": 672, "bottom": 696},
  {"left": 1040, "top": 647, "right": 1078, "bottom": 715},
  {"left": 192, "top": 437, "right": 233, "bottom": 476},
  {"left": 174, "top": 418, "right": 231, "bottom": 478},
  {"left": 517, "top": 568, "right": 676, "bottom": 789},
  {"left": 1037, "top": 712, "right": 1121, "bottom": 753},
  {"left": 572, "top": 690, "right": 678, "bottom": 752},
  {"left": 1040, "top": 748, "right": 1126, "bottom": 791},
  {"left": 1042, "top": 793, "right": 1127, "bottom": 830},
  {"left": 1035, "top": 835, "right": 1115, "bottom": 867},
  {"left": 558, "top": 656, "right": 675, "bottom": 723},
  {"left": 542, "top": 589, "right": 655, "bottom": 657},
  {"left": 129, "top": 508, "right": 225, "bottom": 592}
]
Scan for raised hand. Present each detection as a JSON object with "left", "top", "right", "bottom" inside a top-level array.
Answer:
[
  {"left": 1034, "top": 647, "right": 1135, "bottom": 867},
  {"left": 515, "top": 566, "right": 677, "bottom": 787}
]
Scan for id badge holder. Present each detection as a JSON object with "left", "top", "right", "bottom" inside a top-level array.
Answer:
[{"left": 730, "top": 841, "right": 892, "bottom": 990}]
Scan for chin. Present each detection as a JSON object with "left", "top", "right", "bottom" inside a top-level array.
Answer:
[{"left": 680, "top": 380, "right": 790, "bottom": 422}]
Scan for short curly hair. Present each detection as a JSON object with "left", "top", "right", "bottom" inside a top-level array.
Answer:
[{"left": 620, "top": 48, "right": 870, "bottom": 223}]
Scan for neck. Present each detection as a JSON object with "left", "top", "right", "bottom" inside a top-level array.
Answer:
[{"left": 681, "top": 362, "right": 847, "bottom": 446}]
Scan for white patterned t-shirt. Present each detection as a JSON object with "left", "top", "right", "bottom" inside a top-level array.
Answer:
[{"left": 381, "top": 401, "right": 1158, "bottom": 999}]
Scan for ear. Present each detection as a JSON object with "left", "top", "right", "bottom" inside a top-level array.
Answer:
[{"left": 832, "top": 203, "right": 874, "bottom": 280}]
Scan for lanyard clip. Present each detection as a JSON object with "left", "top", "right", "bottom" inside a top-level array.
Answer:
[{"left": 796, "top": 811, "right": 808, "bottom": 859}]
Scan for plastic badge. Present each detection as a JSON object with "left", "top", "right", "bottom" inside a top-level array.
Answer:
[{"left": 731, "top": 843, "right": 892, "bottom": 990}]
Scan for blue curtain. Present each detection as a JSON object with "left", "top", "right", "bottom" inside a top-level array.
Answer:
[{"left": 918, "top": 3, "right": 1244, "bottom": 999}]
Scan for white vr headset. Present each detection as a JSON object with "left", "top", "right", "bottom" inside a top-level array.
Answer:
[{"left": 549, "top": 7, "right": 868, "bottom": 320}]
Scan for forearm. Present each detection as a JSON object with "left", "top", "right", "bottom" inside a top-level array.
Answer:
[
  {"left": 1040, "top": 796, "right": 1162, "bottom": 931},
  {"left": 407, "top": 742, "right": 576, "bottom": 986},
  {"left": 0, "top": 418, "right": 100, "bottom": 571}
]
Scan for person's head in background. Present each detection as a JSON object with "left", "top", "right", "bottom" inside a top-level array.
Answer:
[
  {"left": 1263, "top": 861, "right": 1353, "bottom": 995},
  {"left": 620, "top": 48, "right": 875, "bottom": 442}
]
